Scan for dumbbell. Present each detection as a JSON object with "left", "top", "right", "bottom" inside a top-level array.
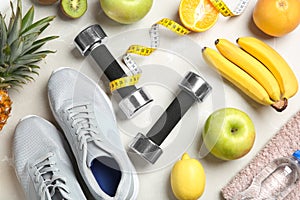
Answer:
[
  {"left": 129, "top": 71, "right": 212, "bottom": 164},
  {"left": 74, "top": 24, "right": 153, "bottom": 118}
]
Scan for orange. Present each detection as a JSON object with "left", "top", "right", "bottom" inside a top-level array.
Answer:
[
  {"left": 179, "top": 0, "right": 219, "bottom": 32},
  {"left": 253, "top": 0, "right": 300, "bottom": 37}
]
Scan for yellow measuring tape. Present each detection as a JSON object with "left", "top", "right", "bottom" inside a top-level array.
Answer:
[
  {"left": 109, "top": 74, "right": 141, "bottom": 92},
  {"left": 123, "top": 18, "right": 190, "bottom": 58},
  {"left": 109, "top": 18, "right": 190, "bottom": 92},
  {"left": 109, "top": 0, "right": 250, "bottom": 92},
  {"left": 210, "top": 0, "right": 250, "bottom": 17}
]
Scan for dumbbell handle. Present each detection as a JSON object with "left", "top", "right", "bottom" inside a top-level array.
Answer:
[
  {"left": 90, "top": 44, "right": 137, "bottom": 98},
  {"left": 147, "top": 90, "right": 195, "bottom": 146}
]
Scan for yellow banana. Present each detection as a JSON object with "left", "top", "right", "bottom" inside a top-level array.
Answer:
[
  {"left": 237, "top": 37, "right": 298, "bottom": 100},
  {"left": 215, "top": 38, "right": 281, "bottom": 102},
  {"left": 202, "top": 47, "right": 275, "bottom": 106}
]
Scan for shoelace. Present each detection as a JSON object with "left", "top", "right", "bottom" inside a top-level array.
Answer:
[
  {"left": 31, "top": 152, "right": 71, "bottom": 200},
  {"left": 65, "top": 103, "right": 102, "bottom": 150}
]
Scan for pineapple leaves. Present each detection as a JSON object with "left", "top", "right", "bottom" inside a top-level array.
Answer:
[
  {"left": 9, "top": 36, "right": 24, "bottom": 63},
  {"left": 15, "top": 55, "right": 45, "bottom": 65},
  {"left": 0, "top": 63, "right": 40, "bottom": 85},
  {"left": 7, "top": 0, "right": 22, "bottom": 46},
  {"left": 0, "top": 14, "right": 8, "bottom": 66},
  {"left": 21, "top": 32, "right": 39, "bottom": 54},
  {"left": 21, "top": 16, "right": 55, "bottom": 36},
  {"left": 7, "top": 1, "right": 16, "bottom": 35},
  {"left": 4, "top": 63, "right": 39, "bottom": 75},
  {"left": 15, "top": 50, "right": 55, "bottom": 66},
  {"left": 0, "top": 73, "right": 34, "bottom": 88},
  {"left": 21, "top": 6, "right": 34, "bottom": 33},
  {"left": 0, "top": 0, "right": 58, "bottom": 90},
  {"left": 23, "top": 35, "right": 58, "bottom": 55}
]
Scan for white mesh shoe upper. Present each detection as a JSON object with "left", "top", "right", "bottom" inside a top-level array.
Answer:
[
  {"left": 13, "top": 115, "right": 87, "bottom": 200},
  {"left": 47, "top": 67, "right": 139, "bottom": 200}
]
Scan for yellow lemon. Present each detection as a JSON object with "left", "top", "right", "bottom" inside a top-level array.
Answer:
[{"left": 170, "top": 153, "right": 206, "bottom": 200}]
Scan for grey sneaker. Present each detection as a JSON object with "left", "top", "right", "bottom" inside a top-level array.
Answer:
[
  {"left": 47, "top": 67, "right": 139, "bottom": 200},
  {"left": 13, "top": 115, "right": 87, "bottom": 200}
]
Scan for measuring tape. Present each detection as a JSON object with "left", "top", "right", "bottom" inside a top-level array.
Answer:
[
  {"left": 109, "top": 19, "right": 192, "bottom": 92},
  {"left": 110, "top": 0, "right": 250, "bottom": 92},
  {"left": 109, "top": 52, "right": 142, "bottom": 92},
  {"left": 123, "top": 18, "right": 190, "bottom": 58},
  {"left": 210, "top": 0, "right": 250, "bottom": 17},
  {"left": 124, "top": 18, "right": 190, "bottom": 57},
  {"left": 110, "top": 18, "right": 190, "bottom": 93},
  {"left": 109, "top": 74, "right": 141, "bottom": 92}
]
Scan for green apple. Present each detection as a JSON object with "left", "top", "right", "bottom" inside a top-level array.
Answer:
[
  {"left": 202, "top": 108, "right": 255, "bottom": 160},
  {"left": 99, "top": 0, "right": 153, "bottom": 24}
]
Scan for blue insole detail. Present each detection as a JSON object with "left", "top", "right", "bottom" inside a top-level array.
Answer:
[{"left": 90, "top": 158, "right": 122, "bottom": 197}]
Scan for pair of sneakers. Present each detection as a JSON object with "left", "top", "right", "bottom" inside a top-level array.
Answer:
[{"left": 13, "top": 68, "right": 139, "bottom": 200}]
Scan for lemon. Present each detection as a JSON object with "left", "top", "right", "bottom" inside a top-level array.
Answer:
[{"left": 170, "top": 153, "right": 206, "bottom": 200}]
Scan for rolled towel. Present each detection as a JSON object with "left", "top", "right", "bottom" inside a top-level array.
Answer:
[{"left": 221, "top": 110, "right": 300, "bottom": 200}]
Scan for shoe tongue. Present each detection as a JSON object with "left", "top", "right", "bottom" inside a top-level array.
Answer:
[
  {"left": 52, "top": 185, "right": 70, "bottom": 200},
  {"left": 86, "top": 142, "right": 111, "bottom": 167},
  {"left": 52, "top": 192, "right": 64, "bottom": 200},
  {"left": 35, "top": 159, "right": 67, "bottom": 199},
  {"left": 35, "top": 160, "right": 53, "bottom": 182}
]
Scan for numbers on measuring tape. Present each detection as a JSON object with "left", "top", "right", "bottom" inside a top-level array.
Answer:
[
  {"left": 210, "top": 0, "right": 234, "bottom": 16},
  {"left": 124, "top": 18, "right": 190, "bottom": 59},
  {"left": 127, "top": 45, "right": 156, "bottom": 56},
  {"left": 109, "top": 74, "right": 141, "bottom": 92},
  {"left": 123, "top": 54, "right": 141, "bottom": 75},
  {"left": 234, "top": 0, "right": 250, "bottom": 15},
  {"left": 209, "top": 0, "right": 250, "bottom": 17},
  {"left": 156, "top": 18, "right": 191, "bottom": 36}
]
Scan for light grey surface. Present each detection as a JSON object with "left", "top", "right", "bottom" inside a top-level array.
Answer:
[{"left": 1, "top": 0, "right": 300, "bottom": 199}]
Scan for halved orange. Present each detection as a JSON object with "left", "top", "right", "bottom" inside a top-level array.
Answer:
[{"left": 179, "top": 0, "right": 219, "bottom": 32}]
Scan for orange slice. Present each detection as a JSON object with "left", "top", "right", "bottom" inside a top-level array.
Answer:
[{"left": 179, "top": 0, "right": 219, "bottom": 32}]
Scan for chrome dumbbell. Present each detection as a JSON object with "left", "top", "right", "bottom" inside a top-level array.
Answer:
[
  {"left": 74, "top": 24, "right": 153, "bottom": 119},
  {"left": 129, "top": 71, "right": 212, "bottom": 164}
]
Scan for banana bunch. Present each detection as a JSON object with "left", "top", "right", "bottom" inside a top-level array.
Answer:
[{"left": 202, "top": 37, "right": 298, "bottom": 112}]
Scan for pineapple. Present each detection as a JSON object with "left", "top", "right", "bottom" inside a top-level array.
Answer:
[{"left": 0, "top": 0, "right": 58, "bottom": 131}]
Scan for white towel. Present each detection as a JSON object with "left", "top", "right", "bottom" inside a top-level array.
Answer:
[{"left": 221, "top": 110, "right": 300, "bottom": 200}]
